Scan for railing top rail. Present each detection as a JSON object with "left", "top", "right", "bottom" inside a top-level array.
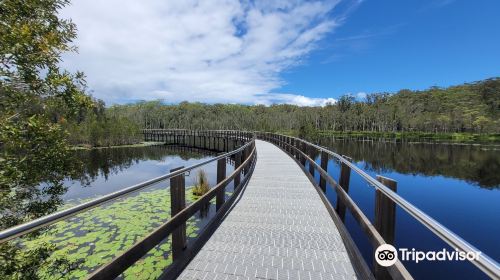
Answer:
[
  {"left": 261, "top": 132, "right": 500, "bottom": 279},
  {"left": 0, "top": 132, "right": 255, "bottom": 244}
]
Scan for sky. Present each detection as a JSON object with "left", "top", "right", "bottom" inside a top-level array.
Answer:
[{"left": 61, "top": 0, "right": 500, "bottom": 106}]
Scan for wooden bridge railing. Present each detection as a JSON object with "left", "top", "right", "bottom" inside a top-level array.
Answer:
[
  {"left": 257, "top": 132, "right": 500, "bottom": 280},
  {"left": 0, "top": 130, "right": 257, "bottom": 280},
  {"left": 143, "top": 129, "right": 250, "bottom": 153}
]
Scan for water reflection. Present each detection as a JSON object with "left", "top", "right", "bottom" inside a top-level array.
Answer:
[
  {"left": 1, "top": 144, "right": 219, "bottom": 280},
  {"left": 304, "top": 136, "right": 500, "bottom": 280},
  {"left": 316, "top": 137, "right": 500, "bottom": 189},
  {"left": 66, "top": 145, "right": 220, "bottom": 201}
]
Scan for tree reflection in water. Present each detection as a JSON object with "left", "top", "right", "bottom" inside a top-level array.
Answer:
[{"left": 312, "top": 136, "right": 500, "bottom": 189}]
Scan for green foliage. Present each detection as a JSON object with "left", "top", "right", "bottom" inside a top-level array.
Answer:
[
  {"left": 64, "top": 103, "right": 142, "bottom": 147},
  {"left": 104, "top": 78, "right": 500, "bottom": 139},
  {"left": 0, "top": 0, "right": 92, "bottom": 278},
  {"left": 0, "top": 0, "right": 92, "bottom": 228},
  {"left": 298, "top": 121, "right": 319, "bottom": 139}
]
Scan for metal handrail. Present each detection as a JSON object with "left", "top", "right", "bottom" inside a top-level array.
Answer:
[
  {"left": 263, "top": 132, "right": 500, "bottom": 279},
  {"left": 0, "top": 133, "right": 255, "bottom": 244}
]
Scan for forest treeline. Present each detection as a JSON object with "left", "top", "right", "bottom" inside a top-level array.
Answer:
[
  {"left": 61, "top": 100, "right": 142, "bottom": 147},
  {"left": 87, "top": 78, "right": 500, "bottom": 141}
]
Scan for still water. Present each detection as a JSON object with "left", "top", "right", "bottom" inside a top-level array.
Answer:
[
  {"left": 20, "top": 145, "right": 229, "bottom": 279},
  {"left": 63, "top": 145, "right": 221, "bottom": 202},
  {"left": 307, "top": 136, "right": 500, "bottom": 280},
  {"left": 47, "top": 140, "right": 498, "bottom": 279}
]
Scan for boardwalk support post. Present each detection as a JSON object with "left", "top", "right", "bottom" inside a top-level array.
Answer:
[
  {"left": 308, "top": 144, "right": 315, "bottom": 176},
  {"left": 319, "top": 151, "right": 329, "bottom": 192},
  {"left": 300, "top": 141, "right": 306, "bottom": 166},
  {"left": 216, "top": 158, "right": 226, "bottom": 211},
  {"left": 374, "top": 175, "right": 397, "bottom": 244},
  {"left": 336, "top": 156, "right": 352, "bottom": 222},
  {"left": 234, "top": 150, "right": 242, "bottom": 188},
  {"left": 170, "top": 166, "right": 186, "bottom": 260},
  {"left": 373, "top": 175, "right": 397, "bottom": 280}
]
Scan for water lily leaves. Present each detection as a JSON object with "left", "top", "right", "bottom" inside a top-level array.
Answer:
[{"left": 17, "top": 187, "right": 204, "bottom": 279}]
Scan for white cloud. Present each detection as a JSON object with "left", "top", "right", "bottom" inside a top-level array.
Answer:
[
  {"left": 356, "top": 92, "right": 367, "bottom": 100},
  {"left": 61, "top": 0, "right": 342, "bottom": 106},
  {"left": 254, "top": 93, "right": 337, "bottom": 106}
]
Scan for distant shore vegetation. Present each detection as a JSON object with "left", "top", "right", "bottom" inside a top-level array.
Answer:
[{"left": 88, "top": 77, "right": 499, "bottom": 143}]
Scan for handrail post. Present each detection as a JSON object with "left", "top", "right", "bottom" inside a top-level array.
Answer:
[
  {"left": 234, "top": 150, "right": 242, "bottom": 188},
  {"left": 170, "top": 166, "right": 186, "bottom": 260},
  {"left": 308, "top": 144, "right": 315, "bottom": 176},
  {"left": 336, "top": 156, "right": 352, "bottom": 222},
  {"left": 374, "top": 175, "right": 397, "bottom": 280},
  {"left": 375, "top": 175, "right": 397, "bottom": 243},
  {"left": 287, "top": 136, "right": 292, "bottom": 154},
  {"left": 217, "top": 132, "right": 220, "bottom": 151},
  {"left": 241, "top": 146, "right": 247, "bottom": 175},
  {"left": 216, "top": 157, "right": 227, "bottom": 211},
  {"left": 319, "top": 150, "right": 328, "bottom": 192},
  {"left": 203, "top": 132, "right": 207, "bottom": 149},
  {"left": 245, "top": 145, "right": 251, "bottom": 174},
  {"left": 300, "top": 141, "right": 306, "bottom": 166}
]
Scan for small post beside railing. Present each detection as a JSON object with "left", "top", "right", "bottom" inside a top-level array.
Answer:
[
  {"left": 300, "top": 141, "right": 306, "bottom": 166},
  {"left": 234, "top": 150, "right": 242, "bottom": 188},
  {"left": 170, "top": 166, "right": 186, "bottom": 260},
  {"left": 336, "top": 156, "right": 352, "bottom": 222},
  {"left": 241, "top": 146, "right": 248, "bottom": 175},
  {"left": 216, "top": 158, "right": 227, "bottom": 211},
  {"left": 319, "top": 151, "right": 329, "bottom": 192},
  {"left": 308, "top": 144, "right": 315, "bottom": 177},
  {"left": 373, "top": 175, "right": 398, "bottom": 280},
  {"left": 374, "top": 175, "right": 397, "bottom": 244}
]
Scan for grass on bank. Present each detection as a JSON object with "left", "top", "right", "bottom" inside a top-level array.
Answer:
[{"left": 71, "top": 142, "right": 164, "bottom": 150}]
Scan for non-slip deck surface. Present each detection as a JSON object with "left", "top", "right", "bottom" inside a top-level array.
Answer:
[{"left": 178, "top": 140, "right": 357, "bottom": 280}]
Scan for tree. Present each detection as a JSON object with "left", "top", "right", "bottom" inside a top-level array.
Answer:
[{"left": 1, "top": 0, "right": 92, "bottom": 278}]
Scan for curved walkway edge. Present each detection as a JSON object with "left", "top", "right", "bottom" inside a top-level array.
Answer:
[{"left": 178, "top": 140, "right": 357, "bottom": 280}]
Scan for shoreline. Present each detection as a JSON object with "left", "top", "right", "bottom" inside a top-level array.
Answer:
[{"left": 71, "top": 141, "right": 165, "bottom": 150}]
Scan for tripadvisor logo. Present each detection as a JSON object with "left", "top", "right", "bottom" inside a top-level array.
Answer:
[
  {"left": 375, "top": 244, "right": 398, "bottom": 267},
  {"left": 375, "top": 244, "right": 482, "bottom": 266}
]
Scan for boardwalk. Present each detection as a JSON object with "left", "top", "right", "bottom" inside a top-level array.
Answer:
[{"left": 179, "top": 140, "right": 357, "bottom": 280}]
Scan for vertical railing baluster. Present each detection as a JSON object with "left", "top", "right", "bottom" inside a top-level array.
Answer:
[
  {"left": 308, "top": 144, "right": 315, "bottom": 177},
  {"left": 170, "top": 166, "right": 186, "bottom": 260},
  {"left": 336, "top": 155, "right": 352, "bottom": 222},
  {"left": 216, "top": 157, "right": 227, "bottom": 211},
  {"left": 234, "top": 150, "right": 242, "bottom": 188},
  {"left": 373, "top": 175, "right": 397, "bottom": 280},
  {"left": 300, "top": 141, "right": 306, "bottom": 166},
  {"left": 319, "top": 150, "right": 329, "bottom": 192}
]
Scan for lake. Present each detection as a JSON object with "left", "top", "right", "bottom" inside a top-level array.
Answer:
[
  {"left": 20, "top": 139, "right": 499, "bottom": 279},
  {"left": 62, "top": 145, "right": 222, "bottom": 203},
  {"left": 307, "top": 136, "right": 500, "bottom": 280},
  {"left": 14, "top": 144, "right": 236, "bottom": 279}
]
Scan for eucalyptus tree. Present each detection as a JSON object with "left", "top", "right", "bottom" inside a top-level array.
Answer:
[{"left": 1, "top": 0, "right": 93, "bottom": 278}]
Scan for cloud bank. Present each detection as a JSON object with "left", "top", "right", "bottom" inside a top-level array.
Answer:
[{"left": 62, "top": 0, "right": 342, "bottom": 106}]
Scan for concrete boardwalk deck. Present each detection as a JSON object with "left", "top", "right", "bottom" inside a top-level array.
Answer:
[{"left": 179, "top": 140, "right": 357, "bottom": 280}]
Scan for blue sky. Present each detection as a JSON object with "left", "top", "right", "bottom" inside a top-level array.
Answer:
[
  {"left": 279, "top": 0, "right": 500, "bottom": 99},
  {"left": 62, "top": 0, "right": 500, "bottom": 106}
]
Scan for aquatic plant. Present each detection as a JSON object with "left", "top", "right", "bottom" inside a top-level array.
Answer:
[
  {"left": 7, "top": 187, "right": 201, "bottom": 280},
  {"left": 192, "top": 170, "right": 210, "bottom": 196}
]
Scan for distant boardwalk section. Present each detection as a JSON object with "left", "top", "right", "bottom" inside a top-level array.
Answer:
[{"left": 179, "top": 140, "right": 357, "bottom": 280}]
